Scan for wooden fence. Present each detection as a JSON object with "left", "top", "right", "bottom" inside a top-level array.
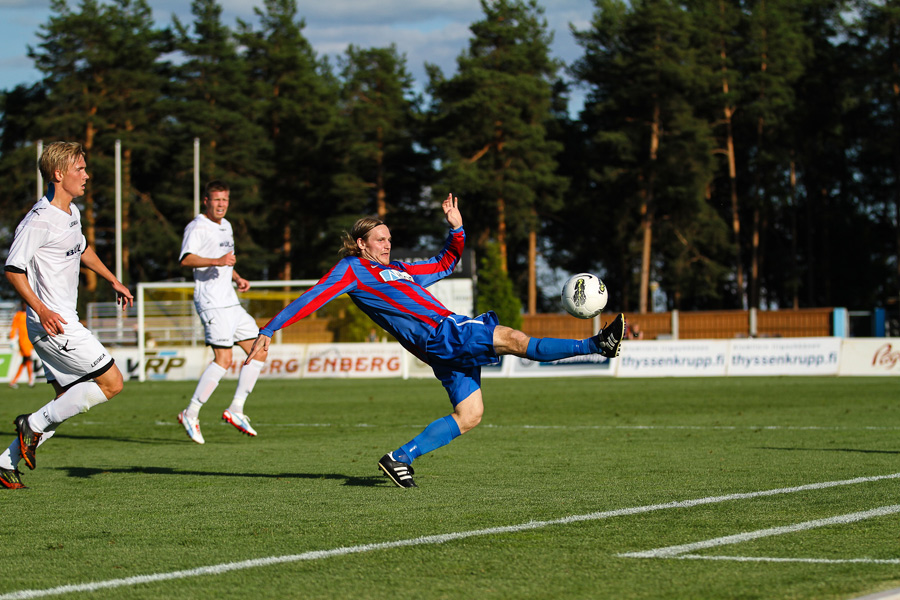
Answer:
[{"left": 521, "top": 308, "right": 835, "bottom": 340}]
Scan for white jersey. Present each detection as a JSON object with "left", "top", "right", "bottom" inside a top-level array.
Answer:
[
  {"left": 179, "top": 213, "right": 240, "bottom": 310},
  {"left": 5, "top": 197, "right": 86, "bottom": 331}
]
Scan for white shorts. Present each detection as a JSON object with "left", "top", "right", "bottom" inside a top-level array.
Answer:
[
  {"left": 197, "top": 304, "right": 259, "bottom": 348},
  {"left": 29, "top": 320, "right": 114, "bottom": 387}
]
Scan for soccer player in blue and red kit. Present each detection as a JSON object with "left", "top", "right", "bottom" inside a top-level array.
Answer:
[{"left": 245, "top": 194, "right": 625, "bottom": 488}]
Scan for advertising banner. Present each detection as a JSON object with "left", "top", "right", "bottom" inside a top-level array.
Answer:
[
  {"left": 507, "top": 354, "right": 615, "bottom": 378},
  {"left": 116, "top": 345, "right": 310, "bottom": 381},
  {"left": 120, "top": 347, "right": 207, "bottom": 381},
  {"left": 727, "top": 337, "right": 841, "bottom": 376},
  {"left": 106, "top": 336, "right": 897, "bottom": 382},
  {"left": 617, "top": 340, "right": 728, "bottom": 377},
  {"left": 0, "top": 351, "right": 13, "bottom": 382},
  {"left": 838, "top": 338, "right": 900, "bottom": 376},
  {"left": 404, "top": 354, "right": 509, "bottom": 380},
  {"left": 302, "top": 343, "right": 404, "bottom": 378}
]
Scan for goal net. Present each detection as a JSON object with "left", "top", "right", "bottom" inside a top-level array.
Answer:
[{"left": 135, "top": 279, "right": 319, "bottom": 382}]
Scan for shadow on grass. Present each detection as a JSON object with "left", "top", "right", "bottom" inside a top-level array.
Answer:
[
  {"left": 35, "top": 432, "right": 175, "bottom": 445},
  {"left": 757, "top": 446, "right": 900, "bottom": 455},
  {"left": 56, "top": 465, "right": 387, "bottom": 486}
]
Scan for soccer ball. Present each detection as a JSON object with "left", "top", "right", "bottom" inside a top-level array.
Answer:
[{"left": 561, "top": 273, "right": 608, "bottom": 319}]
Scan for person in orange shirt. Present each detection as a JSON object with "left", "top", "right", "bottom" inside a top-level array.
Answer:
[{"left": 8, "top": 301, "right": 35, "bottom": 388}]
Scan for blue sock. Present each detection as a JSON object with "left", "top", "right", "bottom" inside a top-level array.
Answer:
[
  {"left": 525, "top": 337, "right": 591, "bottom": 361},
  {"left": 395, "top": 415, "right": 461, "bottom": 464}
]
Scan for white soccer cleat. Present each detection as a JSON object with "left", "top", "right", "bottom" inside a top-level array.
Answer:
[
  {"left": 178, "top": 410, "right": 205, "bottom": 444},
  {"left": 222, "top": 410, "right": 257, "bottom": 437}
]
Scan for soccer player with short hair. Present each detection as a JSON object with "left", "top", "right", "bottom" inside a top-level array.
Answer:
[
  {"left": 1, "top": 141, "right": 133, "bottom": 490},
  {"left": 245, "top": 194, "right": 625, "bottom": 488},
  {"left": 176, "top": 180, "right": 268, "bottom": 444}
]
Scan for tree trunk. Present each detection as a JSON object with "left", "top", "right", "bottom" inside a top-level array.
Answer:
[
  {"left": 751, "top": 9, "right": 768, "bottom": 311},
  {"left": 639, "top": 102, "right": 660, "bottom": 314},
  {"left": 789, "top": 158, "right": 799, "bottom": 309},
  {"left": 719, "top": 12, "right": 743, "bottom": 309},
  {"left": 497, "top": 195, "right": 507, "bottom": 273},
  {"left": 281, "top": 199, "right": 291, "bottom": 281},
  {"left": 83, "top": 119, "right": 97, "bottom": 292},
  {"left": 528, "top": 225, "right": 536, "bottom": 315},
  {"left": 376, "top": 125, "right": 386, "bottom": 219},
  {"left": 123, "top": 145, "right": 131, "bottom": 281}
]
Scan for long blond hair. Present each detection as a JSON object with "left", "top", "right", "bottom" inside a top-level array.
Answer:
[{"left": 339, "top": 216, "right": 385, "bottom": 257}]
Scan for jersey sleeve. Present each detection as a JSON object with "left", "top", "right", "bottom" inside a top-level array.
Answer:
[
  {"left": 259, "top": 260, "right": 359, "bottom": 336},
  {"left": 179, "top": 220, "right": 203, "bottom": 262},
  {"left": 5, "top": 219, "right": 51, "bottom": 273},
  {"left": 401, "top": 226, "right": 465, "bottom": 288}
]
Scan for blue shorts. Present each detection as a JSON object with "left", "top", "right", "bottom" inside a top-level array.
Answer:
[{"left": 426, "top": 312, "right": 500, "bottom": 406}]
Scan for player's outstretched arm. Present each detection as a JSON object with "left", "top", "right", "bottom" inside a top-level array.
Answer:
[
  {"left": 81, "top": 246, "right": 134, "bottom": 309},
  {"left": 442, "top": 193, "right": 462, "bottom": 229},
  {"left": 245, "top": 333, "right": 270, "bottom": 365}
]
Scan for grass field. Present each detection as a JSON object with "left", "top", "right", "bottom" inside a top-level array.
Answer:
[{"left": 1, "top": 376, "right": 898, "bottom": 600}]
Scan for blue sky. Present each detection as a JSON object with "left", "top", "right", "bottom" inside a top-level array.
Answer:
[{"left": 0, "top": 0, "right": 595, "bottom": 113}]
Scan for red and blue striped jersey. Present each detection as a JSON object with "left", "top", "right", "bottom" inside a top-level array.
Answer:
[{"left": 260, "top": 227, "right": 465, "bottom": 362}]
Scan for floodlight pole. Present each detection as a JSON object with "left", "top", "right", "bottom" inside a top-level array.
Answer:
[
  {"left": 137, "top": 282, "right": 146, "bottom": 382},
  {"left": 193, "top": 137, "right": 200, "bottom": 215},
  {"left": 115, "top": 139, "right": 124, "bottom": 343},
  {"left": 36, "top": 140, "right": 43, "bottom": 199},
  {"left": 115, "top": 139, "right": 122, "bottom": 282}
]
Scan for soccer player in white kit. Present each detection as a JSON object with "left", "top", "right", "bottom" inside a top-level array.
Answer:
[
  {"left": 176, "top": 180, "right": 269, "bottom": 444},
  {"left": 1, "top": 141, "right": 133, "bottom": 490}
]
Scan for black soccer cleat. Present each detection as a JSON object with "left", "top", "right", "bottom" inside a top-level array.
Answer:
[
  {"left": 0, "top": 467, "right": 26, "bottom": 489},
  {"left": 14, "top": 414, "right": 42, "bottom": 471},
  {"left": 378, "top": 452, "right": 417, "bottom": 488},
  {"left": 595, "top": 313, "right": 626, "bottom": 358}
]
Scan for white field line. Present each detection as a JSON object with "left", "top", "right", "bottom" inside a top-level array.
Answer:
[
  {"left": 619, "top": 504, "right": 900, "bottom": 559},
  {"left": 108, "top": 421, "right": 900, "bottom": 431},
  {"left": 678, "top": 555, "right": 900, "bottom": 565},
  {"left": 2, "top": 472, "right": 899, "bottom": 600}
]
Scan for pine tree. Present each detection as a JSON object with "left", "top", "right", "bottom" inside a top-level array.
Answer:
[
  {"left": 734, "top": 0, "right": 809, "bottom": 309},
  {"left": 335, "top": 44, "right": 435, "bottom": 248},
  {"left": 237, "top": 0, "right": 341, "bottom": 279},
  {"left": 428, "top": 0, "right": 567, "bottom": 309},
  {"left": 28, "top": 0, "right": 173, "bottom": 291},
  {"left": 163, "top": 0, "right": 269, "bottom": 278},
  {"left": 571, "top": 0, "right": 725, "bottom": 311}
]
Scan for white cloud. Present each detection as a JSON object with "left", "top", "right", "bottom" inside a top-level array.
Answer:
[{"left": 0, "top": 0, "right": 597, "bottom": 94}]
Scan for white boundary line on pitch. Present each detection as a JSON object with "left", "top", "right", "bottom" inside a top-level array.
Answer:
[
  {"left": 101, "top": 420, "right": 900, "bottom": 431},
  {"left": 2, "top": 473, "right": 899, "bottom": 600},
  {"left": 619, "top": 504, "right": 900, "bottom": 560}
]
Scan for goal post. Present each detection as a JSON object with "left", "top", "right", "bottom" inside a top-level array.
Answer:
[{"left": 136, "top": 279, "right": 318, "bottom": 382}]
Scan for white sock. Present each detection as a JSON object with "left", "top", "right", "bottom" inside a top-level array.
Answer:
[
  {"left": 0, "top": 443, "right": 16, "bottom": 470},
  {"left": 186, "top": 362, "right": 227, "bottom": 419},
  {"left": 28, "top": 382, "right": 108, "bottom": 432},
  {"left": 1, "top": 424, "right": 58, "bottom": 470},
  {"left": 228, "top": 360, "right": 264, "bottom": 414}
]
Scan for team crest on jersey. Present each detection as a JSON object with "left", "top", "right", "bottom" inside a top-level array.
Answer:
[{"left": 379, "top": 269, "right": 414, "bottom": 283}]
